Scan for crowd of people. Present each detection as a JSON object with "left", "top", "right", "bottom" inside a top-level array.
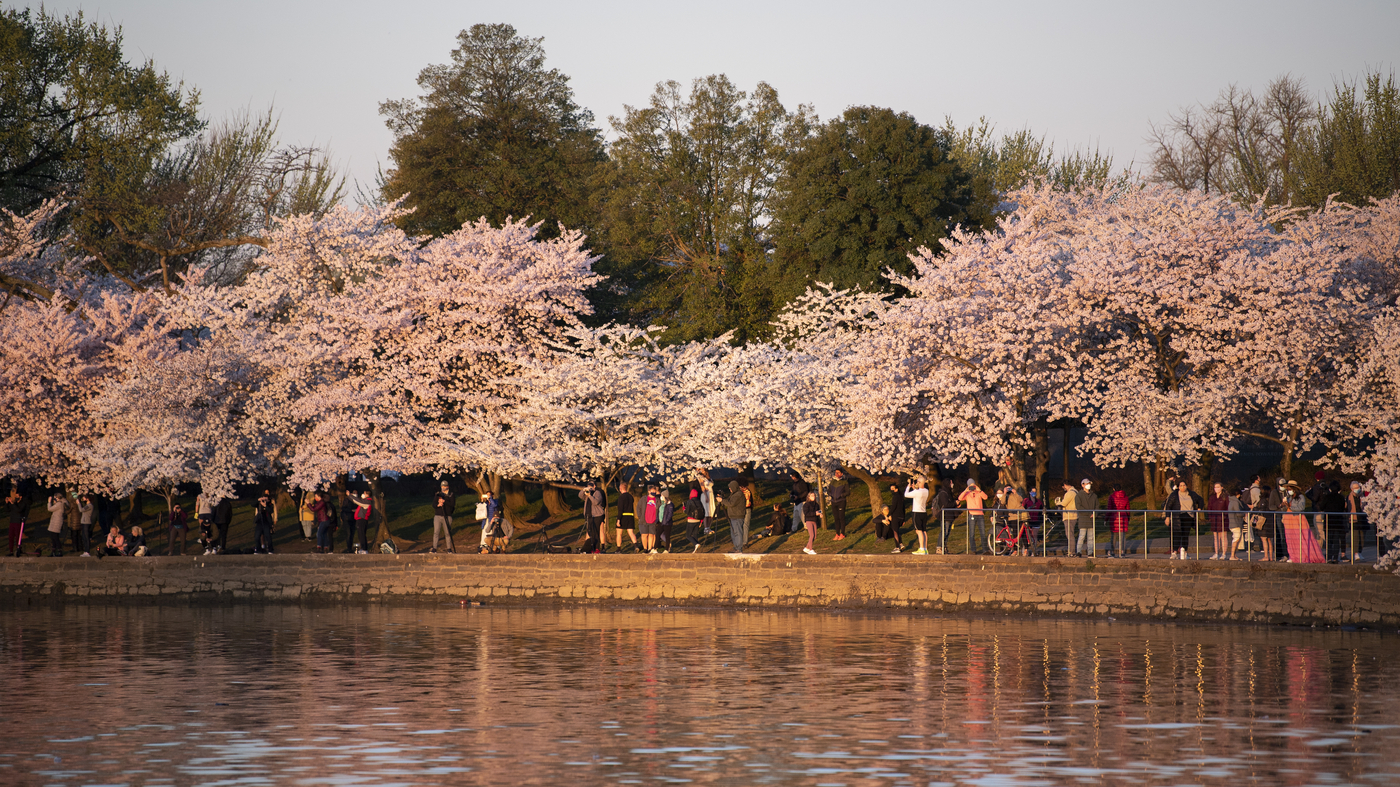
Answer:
[{"left": 1, "top": 469, "right": 1382, "bottom": 563}]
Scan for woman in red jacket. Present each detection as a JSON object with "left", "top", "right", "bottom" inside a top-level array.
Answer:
[{"left": 1108, "top": 484, "right": 1131, "bottom": 558}]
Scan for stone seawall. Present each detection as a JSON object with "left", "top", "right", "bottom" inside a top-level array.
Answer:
[{"left": 3, "top": 553, "right": 1398, "bottom": 627}]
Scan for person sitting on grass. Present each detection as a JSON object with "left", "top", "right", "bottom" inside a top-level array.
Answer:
[
  {"left": 767, "top": 500, "right": 789, "bottom": 538},
  {"left": 126, "top": 526, "right": 147, "bottom": 556},
  {"left": 102, "top": 525, "right": 126, "bottom": 557}
]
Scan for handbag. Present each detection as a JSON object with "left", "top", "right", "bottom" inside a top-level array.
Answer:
[{"left": 475, "top": 502, "right": 488, "bottom": 520}]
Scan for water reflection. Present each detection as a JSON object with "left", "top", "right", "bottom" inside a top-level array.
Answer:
[{"left": 1, "top": 605, "right": 1397, "bottom": 785}]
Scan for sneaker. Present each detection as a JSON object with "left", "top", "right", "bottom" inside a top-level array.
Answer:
[
  {"left": 429, "top": 547, "right": 437, "bottom": 554},
  {"left": 802, "top": 547, "right": 816, "bottom": 555},
  {"left": 1354, "top": 553, "right": 1363, "bottom": 562},
  {"left": 693, "top": 544, "right": 700, "bottom": 553},
  {"left": 891, "top": 545, "right": 903, "bottom": 553},
  {"left": 80, "top": 552, "right": 91, "bottom": 557},
  {"left": 649, "top": 548, "right": 659, "bottom": 554},
  {"left": 355, "top": 549, "right": 368, "bottom": 555}
]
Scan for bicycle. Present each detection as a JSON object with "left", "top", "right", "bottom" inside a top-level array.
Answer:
[{"left": 988, "top": 516, "right": 1031, "bottom": 555}]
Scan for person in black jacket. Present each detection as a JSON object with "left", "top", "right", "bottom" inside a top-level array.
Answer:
[
  {"left": 827, "top": 470, "right": 850, "bottom": 539},
  {"left": 252, "top": 491, "right": 276, "bottom": 554},
  {"left": 213, "top": 497, "right": 233, "bottom": 554},
  {"left": 339, "top": 491, "right": 357, "bottom": 553},
  {"left": 614, "top": 481, "right": 638, "bottom": 552},
  {"left": 885, "top": 480, "right": 906, "bottom": 550},
  {"left": 1164, "top": 481, "right": 1205, "bottom": 559},
  {"left": 1320, "top": 480, "right": 1348, "bottom": 562},
  {"left": 929, "top": 483, "right": 952, "bottom": 554},
  {"left": 430, "top": 481, "right": 456, "bottom": 553}
]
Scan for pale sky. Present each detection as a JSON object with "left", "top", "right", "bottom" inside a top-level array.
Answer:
[{"left": 20, "top": 0, "right": 1400, "bottom": 196}]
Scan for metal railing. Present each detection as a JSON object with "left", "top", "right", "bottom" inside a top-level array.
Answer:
[{"left": 932, "top": 507, "right": 1384, "bottom": 564}]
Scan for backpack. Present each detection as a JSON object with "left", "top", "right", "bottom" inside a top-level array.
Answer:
[
  {"left": 380, "top": 536, "right": 399, "bottom": 554},
  {"left": 685, "top": 497, "right": 703, "bottom": 520}
]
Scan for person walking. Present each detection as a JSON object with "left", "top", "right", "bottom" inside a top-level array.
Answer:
[
  {"left": 1207, "top": 482, "right": 1230, "bottom": 559},
  {"left": 7, "top": 486, "right": 29, "bottom": 557},
  {"left": 1107, "top": 484, "right": 1130, "bottom": 558},
  {"left": 614, "top": 482, "right": 638, "bottom": 552},
  {"left": 827, "top": 470, "right": 850, "bottom": 539},
  {"left": 1226, "top": 487, "right": 1247, "bottom": 560},
  {"left": 253, "top": 491, "right": 277, "bottom": 554},
  {"left": 958, "top": 480, "right": 989, "bottom": 555},
  {"left": 789, "top": 473, "right": 809, "bottom": 534},
  {"left": 1163, "top": 480, "right": 1203, "bottom": 559},
  {"left": 905, "top": 478, "right": 931, "bottom": 555},
  {"left": 1057, "top": 481, "right": 1080, "bottom": 557},
  {"left": 430, "top": 481, "right": 456, "bottom": 554},
  {"left": 312, "top": 491, "right": 334, "bottom": 554},
  {"left": 801, "top": 490, "right": 821, "bottom": 554},
  {"left": 579, "top": 480, "right": 607, "bottom": 554},
  {"left": 166, "top": 502, "right": 189, "bottom": 556},
  {"left": 45, "top": 492, "right": 67, "bottom": 557},
  {"left": 683, "top": 487, "right": 705, "bottom": 553},
  {"left": 213, "top": 496, "right": 233, "bottom": 554},
  {"left": 724, "top": 480, "right": 748, "bottom": 553},
  {"left": 887, "top": 481, "right": 907, "bottom": 552}
]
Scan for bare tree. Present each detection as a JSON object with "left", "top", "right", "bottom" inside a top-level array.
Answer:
[{"left": 1147, "top": 105, "right": 1228, "bottom": 194}]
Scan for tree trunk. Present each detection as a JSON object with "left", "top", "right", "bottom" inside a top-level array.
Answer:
[
  {"left": 122, "top": 489, "right": 144, "bottom": 526},
  {"left": 1190, "top": 452, "right": 1215, "bottom": 500},
  {"left": 1143, "top": 459, "right": 1158, "bottom": 510},
  {"left": 844, "top": 465, "right": 885, "bottom": 520},
  {"left": 364, "top": 469, "right": 391, "bottom": 545},
  {"left": 1061, "top": 419, "right": 1072, "bottom": 482},
  {"left": 815, "top": 468, "right": 829, "bottom": 530},
  {"left": 541, "top": 483, "right": 571, "bottom": 519},
  {"left": 1033, "top": 423, "right": 1050, "bottom": 497}
]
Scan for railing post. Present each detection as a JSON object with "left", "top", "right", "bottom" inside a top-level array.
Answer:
[
  {"left": 1194, "top": 511, "right": 1200, "bottom": 561},
  {"left": 940, "top": 508, "right": 946, "bottom": 555}
]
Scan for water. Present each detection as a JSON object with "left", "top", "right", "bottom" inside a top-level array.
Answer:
[{"left": 2, "top": 605, "right": 1398, "bottom": 786}]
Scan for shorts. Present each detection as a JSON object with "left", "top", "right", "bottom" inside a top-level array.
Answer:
[
  {"left": 640, "top": 519, "right": 657, "bottom": 536},
  {"left": 911, "top": 511, "right": 928, "bottom": 532},
  {"left": 619, "top": 514, "right": 636, "bottom": 531}
]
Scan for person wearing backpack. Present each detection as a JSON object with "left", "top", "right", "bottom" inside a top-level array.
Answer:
[{"left": 641, "top": 486, "right": 660, "bottom": 553}]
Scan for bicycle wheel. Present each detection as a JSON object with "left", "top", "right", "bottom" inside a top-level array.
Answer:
[{"left": 988, "top": 530, "right": 1005, "bottom": 556}]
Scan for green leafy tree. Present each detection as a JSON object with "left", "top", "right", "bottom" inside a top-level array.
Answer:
[
  {"left": 944, "top": 117, "right": 1118, "bottom": 202},
  {"left": 595, "top": 75, "right": 812, "bottom": 341},
  {"left": 769, "top": 107, "right": 990, "bottom": 294},
  {"left": 1296, "top": 71, "right": 1400, "bottom": 207},
  {"left": 379, "top": 23, "right": 604, "bottom": 240},
  {"left": 0, "top": 8, "right": 202, "bottom": 215}
]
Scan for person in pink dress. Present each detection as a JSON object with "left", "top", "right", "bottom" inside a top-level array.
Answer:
[
  {"left": 1282, "top": 480, "right": 1325, "bottom": 563},
  {"left": 1108, "top": 483, "right": 1131, "bottom": 558}
]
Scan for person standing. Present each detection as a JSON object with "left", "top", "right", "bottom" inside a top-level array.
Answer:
[
  {"left": 298, "top": 491, "right": 316, "bottom": 541},
  {"left": 1074, "top": 479, "right": 1098, "bottom": 557},
  {"left": 724, "top": 480, "right": 749, "bottom": 553},
  {"left": 213, "top": 496, "right": 233, "bottom": 554},
  {"left": 827, "top": 470, "right": 849, "bottom": 539},
  {"left": 7, "top": 487, "right": 29, "bottom": 557},
  {"left": 614, "top": 482, "right": 638, "bottom": 552},
  {"left": 641, "top": 486, "right": 660, "bottom": 553},
  {"left": 905, "top": 478, "right": 931, "bottom": 555},
  {"left": 1023, "top": 488, "right": 1044, "bottom": 555},
  {"left": 339, "top": 491, "right": 357, "bottom": 554},
  {"left": 789, "top": 473, "right": 809, "bottom": 534},
  {"left": 1226, "top": 487, "right": 1246, "bottom": 560},
  {"left": 1107, "top": 484, "right": 1130, "bottom": 558},
  {"left": 253, "top": 491, "right": 277, "bottom": 554},
  {"left": 312, "top": 491, "right": 334, "bottom": 554},
  {"left": 166, "top": 502, "right": 189, "bottom": 556},
  {"left": 958, "top": 480, "right": 989, "bottom": 555},
  {"left": 1346, "top": 481, "right": 1369, "bottom": 562},
  {"left": 477, "top": 490, "right": 504, "bottom": 553},
  {"left": 45, "top": 492, "right": 66, "bottom": 557},
  {"left": 929, "top": 482, "right": 953, "bottom": 554},
  {"left": 1282, "top": 480, "right": 1325, "bottom": 563},
  {"left": 1268, "top": 477, "right": 1288, "bottom": 561},
  {"left": 430, "top": 481, "right": 456, "bottom": 554},
  {"left": 801, "top": 490, "right": 821, "bottom": 554},
  {"left": 1163, "top": 481, "right": 1203, "bottom": 560},
  {"left": 683, "top": 487, "right": 705, "bottom": 553},
  {"left": 657, "top": 487, "right": 675, "bottom": 553},
  {"left": 75, "top": 494, "right": 95, "bottom": 557},
  {"left": 1057, "top": 481, "right": 1080, "bottom": 557},
  {"left": 887, "top": 481, "right": 907, "bottom": 552},
  {"left": 1206, "top": 482, "right": 1229, "bottom": 559},
  {"left": 1320, "top": 481, "right": 1348, "bottom": 562},
  {"left": 352, "top": 491, "right": 373, "bottom": 554},
  {"left": 195, "top": 491, "right": 217, "bottom": 553},
  {"left": 696, "top": 469, "right": 716, "bottom": 536},
  {"left": 579, "top": 480, "right": 607, "bottom": 554}
]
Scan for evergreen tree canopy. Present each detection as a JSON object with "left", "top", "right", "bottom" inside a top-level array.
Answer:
[
  {"left": 769, "top": 106, "right": 990, "bottom": 293},
  {"left": 379, "top": 23, "right": 604, "bottom": 241}
]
